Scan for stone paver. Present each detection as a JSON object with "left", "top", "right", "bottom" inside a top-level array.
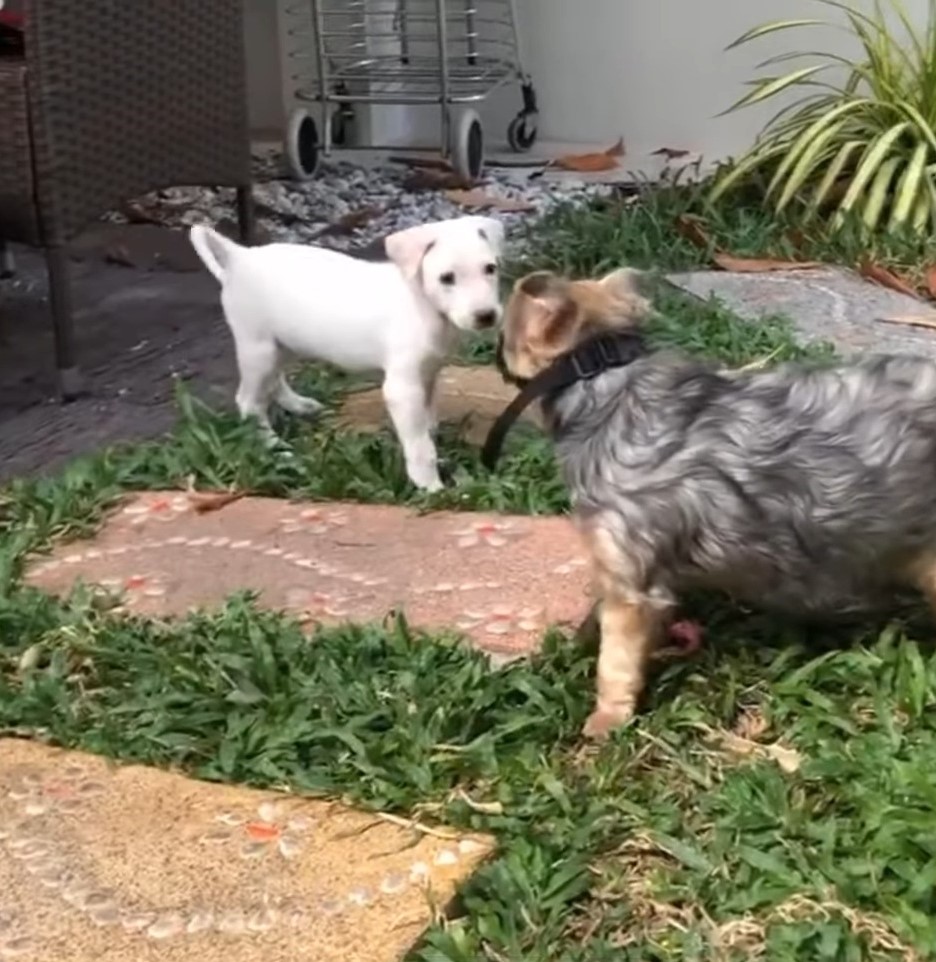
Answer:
[
  {"left": 338, "top": 365, "right": 541, "bottom": 445},
  {"left": 0, "top": 739, "right": 492, "bottom": 962},
  {"left": 667, "top": 267, "right": 936, "bottom": 358},
  {"left": 25, "top": 493, "right": 592, "bottom": 661}
]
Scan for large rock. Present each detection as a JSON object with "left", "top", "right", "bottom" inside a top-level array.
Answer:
[{"left": 338, "top": 365, "right": 542, "bottom": 445}]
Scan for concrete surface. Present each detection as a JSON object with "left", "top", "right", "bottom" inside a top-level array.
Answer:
[{"left": 667, "top": 267, "right": 936, "bottom": 358}]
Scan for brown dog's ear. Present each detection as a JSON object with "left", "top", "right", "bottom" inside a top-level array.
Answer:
[
  {"left": 384, "top": 222, "right": 438, "bottom": 280},
  {"left": 511, "top": 273, "right": 585, "bottom": 349},
  {"left": 596, "top": 266, "right": 654, "bottom": 326}
]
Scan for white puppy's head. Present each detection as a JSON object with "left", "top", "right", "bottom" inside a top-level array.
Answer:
[{"left": 384, "top": 216, "right": 505, "bottom": 332}]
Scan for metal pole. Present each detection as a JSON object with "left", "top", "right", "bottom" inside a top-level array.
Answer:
[
  {"left": 397, "top": 0, "right": 410, "bottom": 64},
  {"left": 311, "top": 0, "right": 331, "bottom": 151},
  {"left": 465, "top": 0, "right": 477, "bottom": 66},
  {"left": 435, "top": 0, "right": 451, "bottom": 156}
]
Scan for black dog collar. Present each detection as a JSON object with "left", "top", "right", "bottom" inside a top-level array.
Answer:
[{"left": 481, "top": 330, "right": 646, "bottom": 470}]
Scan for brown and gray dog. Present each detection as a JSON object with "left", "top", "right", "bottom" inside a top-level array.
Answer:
[{"left": 496, "top": 268, "right": 936, "bottom": 739}]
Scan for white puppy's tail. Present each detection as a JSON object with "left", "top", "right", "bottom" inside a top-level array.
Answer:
[{"left": 189, "top": 224, "right": 241, "bottom": 283}]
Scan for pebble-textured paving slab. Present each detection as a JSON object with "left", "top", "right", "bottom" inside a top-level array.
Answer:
[
  {"left": 0, "top": 739, "right": 492, "bottom": 962},
  {"left": 24, "top": 493, "right": 593, "bottom": 661}
]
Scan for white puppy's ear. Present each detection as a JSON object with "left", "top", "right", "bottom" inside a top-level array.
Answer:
[
  {"left": 384, "top": 222, "right": 440, "bottom": 281},
  {"left": 473, "top": 216, "right": 505, "bottom": 258}
]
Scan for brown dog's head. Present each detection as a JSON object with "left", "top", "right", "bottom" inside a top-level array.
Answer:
[{"left": 496, "top": 267, "right": 653, "bottom": 384}]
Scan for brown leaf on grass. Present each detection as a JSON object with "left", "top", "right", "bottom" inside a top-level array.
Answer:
[
  {"left": 120, "top": 200, "right": 165, "bottom": 226},
  {"left": 444, "top": 188, "right": 537, "bottom": 213},
  {"left": 713, "top": 253, "right": 821, "bottom": 273},
  {"left": 719, "top": 731, "right": 803, "bottom": 774},
  {"left": 674, "top": 214, "right": 710, "bottom": 249},
  {"left": 786, "top": 228, "right": 807, "bottom": 252},
  {"left": 925, "top": 264, "right": 936, "bottom": 300},
  {"left": 733, "top": 706, "right": 769, "bottom": 742},
  {"left": 877, "top": 312, "right": 936, "bottom": 331},
  {"left": 554, "top": 137, "right": 625, "bottom": 173},
  {"left": 318, "top": 205, "right": 384, "bottom": 237},
  {"left": 104, "top": 244, "right": 135, "bottom": 268},
  {"left": 184, "top": 477, "right": 245, "bottom": 514},
  {"left": 859, "top": 259, "right": 919, "bottom": 298},
  {"left": 651, "top": 147, "right": 691, "bottom": 160},
  {"left": 454, "top": 789, "right": 505, "bottom": 816}
]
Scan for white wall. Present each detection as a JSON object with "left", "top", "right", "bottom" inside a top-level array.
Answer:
[
  {"left": 513, "top": 0, "right": 923, "bottom": 165},
  {"left": 245, "top": 0, "right": 929, "bottom": 167}
]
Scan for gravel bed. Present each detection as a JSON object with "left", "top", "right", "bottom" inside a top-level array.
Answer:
[{"left": 108, "top": 151, "right": 611, "bottom": 252}]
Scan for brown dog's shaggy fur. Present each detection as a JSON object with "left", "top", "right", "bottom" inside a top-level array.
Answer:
[{"left": 497, "top": 267, "right": 936, "bottom": 738}]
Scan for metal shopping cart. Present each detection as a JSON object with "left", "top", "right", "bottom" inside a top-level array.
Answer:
[{"left": 283, "top": 0, "right": 539, "bottom": 180}]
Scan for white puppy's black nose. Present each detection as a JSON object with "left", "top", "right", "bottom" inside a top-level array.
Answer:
[{"left": 474, "top": 309, "right": 498, "bottom": 329}]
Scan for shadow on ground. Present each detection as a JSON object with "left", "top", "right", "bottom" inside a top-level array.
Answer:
[{"left": 0, "top": 228, "right": 237, "bottom": 481}]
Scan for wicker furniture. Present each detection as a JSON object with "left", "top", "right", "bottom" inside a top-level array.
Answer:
[{"left": 0, "top": 0, "right": 255, "bottom": 398}]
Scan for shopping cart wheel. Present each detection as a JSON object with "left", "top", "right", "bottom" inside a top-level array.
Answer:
[
  {"left": 450, "top": 108, "right": 485, "bottom": 181},
  {"left": 507, "top": 112, "right": 538, "bottom": 153},
  {"left": 285, "top": 107, "right": 321, "bottom": 181}
]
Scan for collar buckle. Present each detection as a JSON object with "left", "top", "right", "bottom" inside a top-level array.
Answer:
[{"left": 570, "top": 335, "right": 625, "bottom": 380}]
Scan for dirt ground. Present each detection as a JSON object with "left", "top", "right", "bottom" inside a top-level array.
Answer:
[{"left": 0, "top": 226, "right": 239, "bottom": 481}]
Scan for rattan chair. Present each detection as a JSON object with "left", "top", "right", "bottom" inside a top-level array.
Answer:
[{"left": 0, "top": 0, "right": 255, "bottom": 398}]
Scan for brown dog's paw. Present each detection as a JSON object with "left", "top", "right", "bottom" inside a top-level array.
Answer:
[{"left": 582, "top": 706, "right": 634, "bottom": 740}]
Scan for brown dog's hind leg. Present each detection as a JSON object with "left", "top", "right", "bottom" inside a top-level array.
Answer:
[
  {"left": 909, "top": 553, "right": 936, "bottom": 622},
  {"left": 583, "top": 594, "right": 661, "bottom": 739},
  {"left": 580, "top": 522, "right": 665, "bottom": 739}
]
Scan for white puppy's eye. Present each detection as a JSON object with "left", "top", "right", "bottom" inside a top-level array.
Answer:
[
  {"left": 439, "top": 271, "right": 456, "bottom": 286},
  {"left": 483, "top": 263, "right": 497, "bottom": 276}
]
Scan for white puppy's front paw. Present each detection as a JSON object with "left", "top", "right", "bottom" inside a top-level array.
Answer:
[
  {"left": 408, "top": 465, "right": 444, "bottom": 492},
  {"left": 290, "top": 396, "right": 324, "bottom": 418}
]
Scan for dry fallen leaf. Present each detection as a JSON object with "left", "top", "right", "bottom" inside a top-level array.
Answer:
[
  {"left": 185, "top": 476, "right": 244, "bottom": 514},
  {"left": 786, "top": 228, "right": 807, "bottom": 252},
  {"left": 651, "top": 147, "right": 691, "bottom": 160},
  {"left": 733, "top": 706, "right": 770, "bottom": 742},
  {"left": 403, "top": 169, "right": 477, "bottom": 192},
  {"left": 554, "top": 137, "right": 625, "bottom": 173},
  {"left": 120, "top": 200, "right": 165, "bottom": 226},
  {"left": 713, "top": 253, "right": 821, "bottom": 273},
  {"left": 104, "top": 245, "right": 135, "bottom": 268},
  {"left": 719, "top": 731, "right": 802, "bottom": 773},
  {"left": 18, "top": 644, "right": 42, "bottom": 673},
  {"left": 444, "top": 188, "right": 537, "bottom": 213},
  {"left": 454, "top": 790, "right": 505, "bottom": 816},
  {"left": 674, "top": 214, "right": 710, "bottom": 249},
  {"left": 765, "top": 743, "right": 803, "bottom": 774},
  {"left": 318, "top": 205, "right": 384, "bottom": 237},
  {"left": 877, "top": 313, "right": 936, "bottom": 331},
  {"left": 736, "top": 346, "right": 785, "bottom": 373},
  {"left": 925, "top": 264, "right": 936, "bottom": 300},
  {"left": 859, "top": 260, "right": 919, "bottom": 299}
]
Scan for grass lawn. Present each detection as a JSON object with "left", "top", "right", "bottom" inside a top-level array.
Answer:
[
  {"left": 517, "top": 180, "right": 936, "bottom": 290},
  {"left": 2, "top": 200, "right": 935, "bottom": 961}
]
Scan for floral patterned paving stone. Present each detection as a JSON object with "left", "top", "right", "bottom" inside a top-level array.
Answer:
[
  {"left": 0, "top": 739, "right": 492, "bottom": 962},
  {"left": 24, "top": 493, "right": 593, "bottom": 661}
]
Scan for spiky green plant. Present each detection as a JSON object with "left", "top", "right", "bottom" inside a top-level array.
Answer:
[{"left": 709, "top": 0, "right": 936, "bottom": 234}]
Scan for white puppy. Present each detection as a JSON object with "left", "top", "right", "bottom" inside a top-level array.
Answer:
[{"left": 189, "top": 215, "right": 505, "bottom": 491}]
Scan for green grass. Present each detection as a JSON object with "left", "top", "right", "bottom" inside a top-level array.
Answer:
[
  {"left": 513, "top": 180, "right": 936, "bottom": 283},
  {"left": 0, "top": 200, "right": 931, "bottom": 960}
]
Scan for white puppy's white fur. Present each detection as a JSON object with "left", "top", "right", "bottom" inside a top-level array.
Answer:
[{"left": 189, "top": 215, "right": 505, "bottom": 491}]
